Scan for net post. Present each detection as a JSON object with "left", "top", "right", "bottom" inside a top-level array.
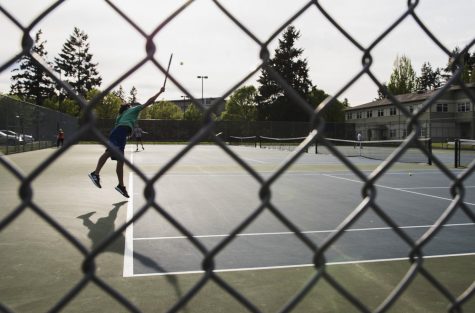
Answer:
[
  {"left": 454, "top": 139, "right": 459, "bottom": 168},
  {"left": 258, "top": 135, "right": 261, "bottom": 148},
  {"left": 428, "top": 138, "right": 432, "bottom": 165}
]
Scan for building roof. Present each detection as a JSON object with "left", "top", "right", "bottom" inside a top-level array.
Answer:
[{"left": 345, "top": 83, "right": 475, "bottom": 111}]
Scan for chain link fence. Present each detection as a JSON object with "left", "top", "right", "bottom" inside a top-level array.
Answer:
[
  {"left": 1, "top": 1, "right": 474, "bottom": 312},
  {"left": 84, "top": 119, "right": 354, "bottom": 142},
  {"left": 0, "top": 95, "right": 78, "bottom": 154}
]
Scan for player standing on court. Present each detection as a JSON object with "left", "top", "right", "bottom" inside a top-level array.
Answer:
[
  {"left": 56, "top": 128, "right": 65, "bottom": 147},
  {"left": 133, "top": 125, "right": 148, "bottom": 151},
  {"left": 356, "top": 131, "right": 362, "bottom": 149},
  {"left": 88, "top": 86, "right": 165, "bottom": 198}
]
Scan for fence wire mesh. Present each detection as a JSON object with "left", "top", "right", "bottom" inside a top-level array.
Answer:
[{"left": 1, "top": 1, "right": 474, "bottom": 312}]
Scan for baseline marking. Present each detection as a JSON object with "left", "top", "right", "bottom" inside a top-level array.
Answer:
[
  {"left": 131, "top": 252, "right": 475, "bottom": 277},
  {"left": 123, "top": 153, "right": 134, "bottom": 277}
]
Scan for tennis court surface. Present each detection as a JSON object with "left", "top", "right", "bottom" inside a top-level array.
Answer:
[{"left": 1, "top": 143, "right": 474, "bottom": 312}]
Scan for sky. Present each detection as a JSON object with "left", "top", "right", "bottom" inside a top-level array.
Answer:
[{"left": 0, "top": 0, "right": 474, "bottom": 107}]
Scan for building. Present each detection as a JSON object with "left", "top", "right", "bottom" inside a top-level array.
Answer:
[
  {"left": 170, "top": 97, "right": 225, "bottom": 116},
  {"left": 344, "top": 84, "right": 475, "bottom": 142}
]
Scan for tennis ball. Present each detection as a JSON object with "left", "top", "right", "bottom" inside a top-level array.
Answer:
[
  {"left": 180, "top": 61, "right": 184, "bottom": 65},
  {"left": 409, "top": 172, "right": 412, "bottom": 176}
]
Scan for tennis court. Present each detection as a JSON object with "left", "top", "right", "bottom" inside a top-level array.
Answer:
[
  {"left": 1, "top": 143, "right": 474, "bottom": 312},
  {"left": 124, "top": 144, "right": 474, "bottom": 276}
]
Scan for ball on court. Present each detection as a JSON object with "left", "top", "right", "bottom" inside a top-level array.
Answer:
[{"left": 409, "top": 172, "right": 412, "bottom": 176}]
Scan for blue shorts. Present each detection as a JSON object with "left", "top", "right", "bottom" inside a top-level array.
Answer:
[{"left": 107, "top": 125, "right": 130, "bottom": 160}]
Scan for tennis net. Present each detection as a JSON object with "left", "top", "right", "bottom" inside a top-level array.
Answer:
[
  {"left": 228, "top": 135, "right": 258, "bottom": 147},
  {"left": 316, "top": 137, "right": 433, "bottom": 164},
  {"left": 455, "top": 139, "right": 475, "bottom": 168},
  {"left": 259, "top": 136, "right": 312, "bottom": 152},
  {"left": 230, "top": 134, "right": 432, "bottom": 164}
]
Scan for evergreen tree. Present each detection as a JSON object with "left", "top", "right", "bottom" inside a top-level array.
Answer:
[
  {"left": 128, "top": 86, "right": 138, "bottom": 103},
  {"left": 416, "top": 62, "right": 442, "bottom": 92},
  {"left": 112, "top": 85, "right": 126, "bottom": 102},
  {"left": 442, "top": 47, "right": 474, "bottom": 84},
  {"left": 10, "top": 30, "right": 55, "bottom": 106},
  {"left": 54, "top": 27, "right": 102, "bottom": 98},
  {"left": 375, "top": 83, "right": 388, "bottom": 100},
  {"left": 387, "top": 55, "right": 417, "bottom": 95},
  {"left": 256, "top": 26, "right": 313, "bottom": 121}
]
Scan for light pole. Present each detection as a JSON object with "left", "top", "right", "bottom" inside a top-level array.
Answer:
[{"left": 197, "top": 75, "right": 208, "bottom": 105}]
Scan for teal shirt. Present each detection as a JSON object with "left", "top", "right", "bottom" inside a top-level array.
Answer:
[{"left": 114, "top": 104, "right": 144, "bottom": 130}]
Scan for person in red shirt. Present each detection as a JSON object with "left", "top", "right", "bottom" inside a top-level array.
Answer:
[{"left": 56, "top": 129, "right": 65, "bottom": 147}]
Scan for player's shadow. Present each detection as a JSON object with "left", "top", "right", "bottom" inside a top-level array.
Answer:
[{"left": 77, "top": 201, "right": 187, "bottom": 310}]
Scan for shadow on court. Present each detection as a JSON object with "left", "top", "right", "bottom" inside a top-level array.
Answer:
[{"left": 77, "top": 201, "right": 188, "bottom": 312}]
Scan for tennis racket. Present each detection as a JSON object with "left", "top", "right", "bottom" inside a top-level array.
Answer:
[{"left": 162, "top": 53, "right": 173, "bottom": 88}]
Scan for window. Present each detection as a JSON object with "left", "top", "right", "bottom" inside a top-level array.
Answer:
[
  {"left": 389, "top": 129, "right": 396, "bottom": 138},
  {"left": 457, "top": 102, "right": 470, "bottom": 112},
  {"left": 390, "top": 107, "right": 397, "bottom": 116},
  {"left": 409, "top": 105, "right": 414, "bottom": 113},
  {"left": 436, "top": 103, "right": 448, "bottom": 112},
  {"left": 356, "top": 112, "right": 362, "bottom": 119},
  {"left": 366, "top": 110, "right": 373, "bottom": 118},
  {"left": 346, "top": 113, "right": 352, "bottom": 120},
  {"left": 378, "top": 109, "right": 384, "bottom": 117}
]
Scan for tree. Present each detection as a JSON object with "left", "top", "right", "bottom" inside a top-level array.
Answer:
[
  {"left": 128, "top": 86, "right": 138, "bottom": 103},
  {"left": 256, "top": 26, "right": 313, "bottom": 121},
  {"left": 387, "top": 55, "right": 417, "bottom": 95},
  {"left": 221, "top": 85, "right": 257, "bottom": 121},
  {"left": 308, "top": 86, "right": 346, "bottom": 123},
  {"left": 54, "top": 27, "right": 102, "bottom": 99},
  {"left": 87, "top": 89, "right": 121, "bottom": 119},
  {"left": 416, "top": 62, "right": 442, "bottom": 92},
  {"left": 112, "top": 85, "right": 126, "bottom": 103},
  {"left": 375, "top": 83, "right": 388, "bottom": 100},
  {"left": 10, "top": 30, "right": 55, "bottom": 106},
  {"left": 442, "top": 47, "right": 475, "bottom": 84},
  {"left": 183, "top": 104, "right": 203, "bottom": 121},
  {"left": 144, "top": 101, "right": 182, "bottom": 120}
]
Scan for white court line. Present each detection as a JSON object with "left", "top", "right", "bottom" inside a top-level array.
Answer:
[
  {"left": 242, "top": 157, "right": 268, "bottom": 164},
  {"left": 322, "top": 174, "right": 475, "bottom": 206},
  {"left": 131, "top": 252, "right": 475, "bottom": 277},
  {"left": 400, "top": 186, "right": 475, "bottom": 190},
  {"left": 134, "top": 222, "right": 474, "bottom": 241},
  {"left": 123, "top": 153, "right": 134, "bottom": 277}
]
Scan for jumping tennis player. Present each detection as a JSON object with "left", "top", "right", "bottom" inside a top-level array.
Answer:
[{"left": 88, "top": 86, "right": 165, "bottom": 198}]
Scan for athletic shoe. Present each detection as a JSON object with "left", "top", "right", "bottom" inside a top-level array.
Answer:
[
  {"left": 115, "top": 185, "right": 129, "bottom": 198},
  {"left": 142, "top": 146, "right": 144, "bottom": 150},
  {"left": 88, "top": 172, "right": 101, "bottom": 188}
]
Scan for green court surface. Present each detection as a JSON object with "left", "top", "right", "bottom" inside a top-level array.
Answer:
[{"left": 0, "top": 144, "right": 474, "bottom": 313}]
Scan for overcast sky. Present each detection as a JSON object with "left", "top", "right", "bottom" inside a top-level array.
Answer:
[{"left": 1, "top": 0, "right": 474, "bottom": 106}]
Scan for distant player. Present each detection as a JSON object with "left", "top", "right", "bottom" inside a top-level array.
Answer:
[
  {"left": 133, "top": 125, "right": 148, "bottom": 151},
  {"left": 88, "top": 86, "right": 165, "bottom": 198},
  {"left": 355, "top": 132, "right": 362, "bottom": 149},
  {"left": 56, "top": 128, "right": 64, "bottom": 147}
]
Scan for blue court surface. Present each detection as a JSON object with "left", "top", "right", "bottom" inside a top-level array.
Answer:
[{"left": 121, "top": 145, "right": 475, "bottom": 277}]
